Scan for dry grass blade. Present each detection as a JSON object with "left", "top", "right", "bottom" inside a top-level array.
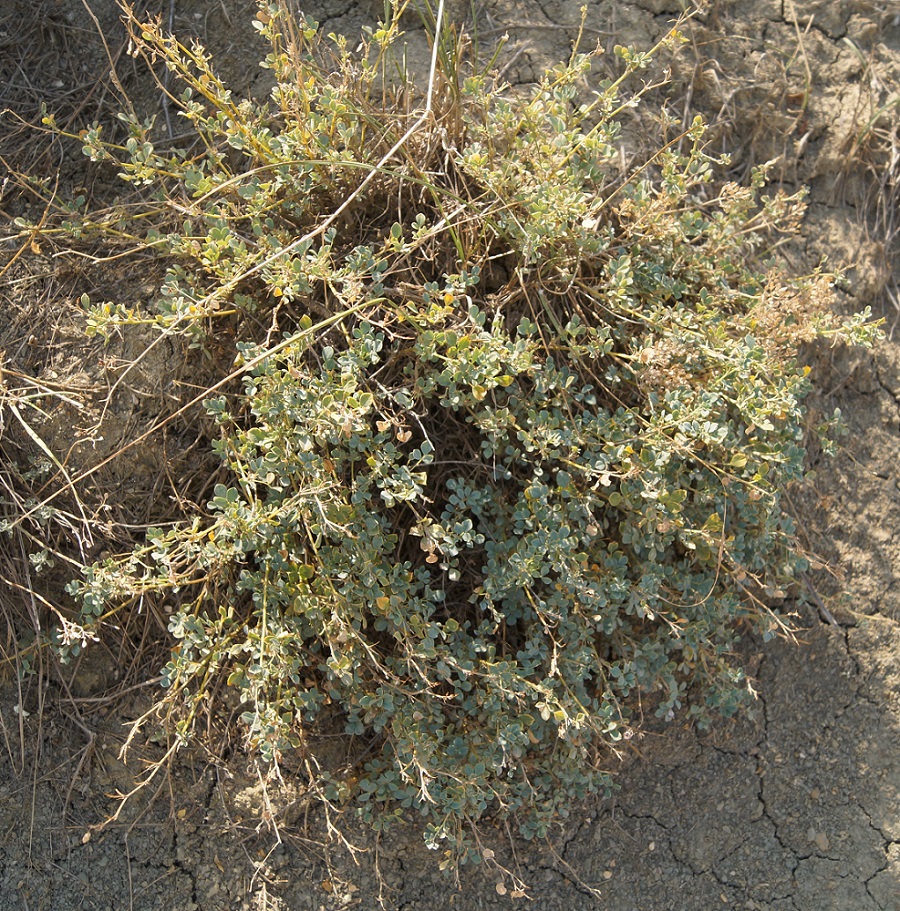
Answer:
[{"left": 836, "top": 30, "right": 900, "bottom": 318}]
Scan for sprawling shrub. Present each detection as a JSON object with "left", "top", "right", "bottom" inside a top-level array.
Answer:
[{"left": 55, "top": 1, "right": 877, "bottom": 861}]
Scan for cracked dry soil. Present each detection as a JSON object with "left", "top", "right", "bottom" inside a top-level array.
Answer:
[{"left": 2, "top": 0, "right": 900, "bottom": 909}]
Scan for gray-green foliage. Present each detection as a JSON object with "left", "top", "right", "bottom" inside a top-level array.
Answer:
[{"left": 59, "top": 1, "right": 878, "bottom": 861}]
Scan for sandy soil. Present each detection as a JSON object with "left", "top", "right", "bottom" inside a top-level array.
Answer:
[{"left": 1, "top": 1, "right": 899, "bottom": 909}]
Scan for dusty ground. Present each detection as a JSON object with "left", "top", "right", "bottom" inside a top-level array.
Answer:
[{"left": 2, "top": 0, "right": 900, "bottom": 909}]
